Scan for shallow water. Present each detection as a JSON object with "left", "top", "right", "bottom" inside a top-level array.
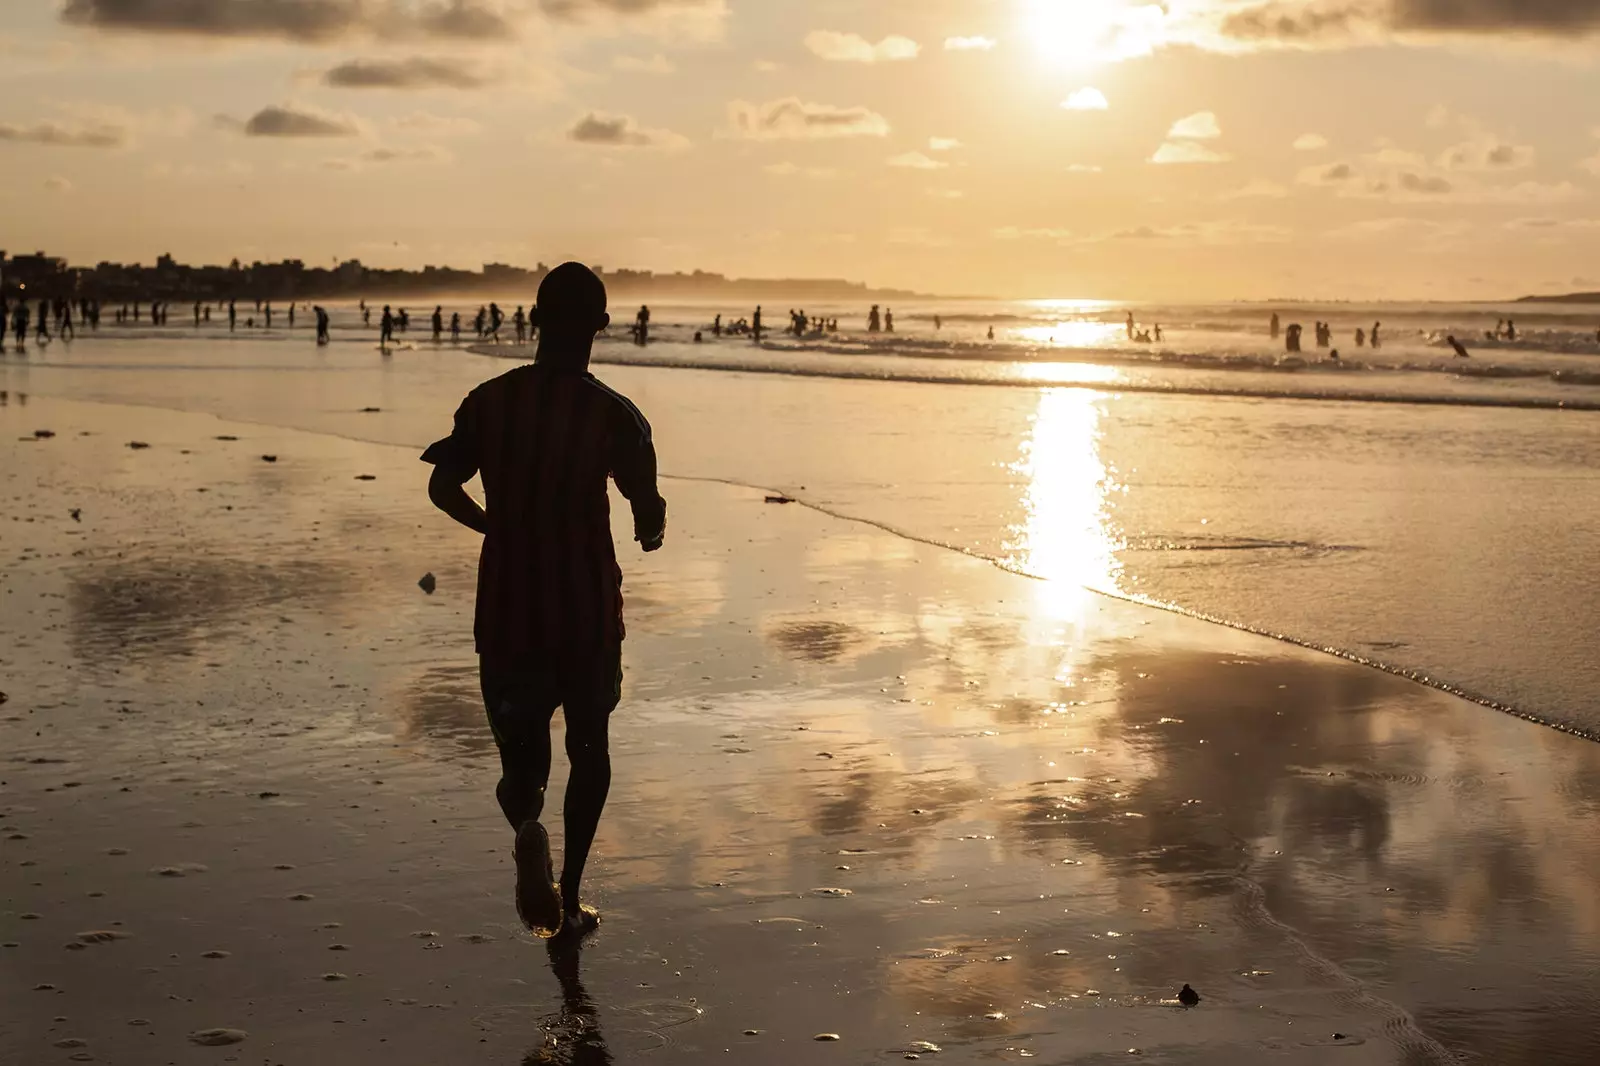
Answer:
[{"left": 6, "top": 302, "right": 1599, "bottom": 737}]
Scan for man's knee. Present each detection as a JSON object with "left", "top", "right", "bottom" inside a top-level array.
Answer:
[{"left": 564, "top": 714, "right": 610, "bottom": 765}]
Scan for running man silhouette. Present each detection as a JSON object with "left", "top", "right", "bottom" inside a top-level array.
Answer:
[{"left": 423, "top": 262, "right": 667, "bottom": 941}]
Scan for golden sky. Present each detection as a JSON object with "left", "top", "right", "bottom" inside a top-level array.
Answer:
[{"left": 4, "top": 0, "right": 1600, "bottom": 300}]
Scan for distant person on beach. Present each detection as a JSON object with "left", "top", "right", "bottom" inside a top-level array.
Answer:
[
  {"left": 934, "top": 314, "right": 942, "bottom": 330},
  {"left": 490, "top": 303, "right": 505, "bottom": 343},
  {"left": 433, "top": 306, "right": 444, "bottom": 342},
  {"left": 228, "top": 301, "right": 237, "bottom": 332},
  {"left": 1371, "top": 322, "right": 1382, "bottom": 349},
  {"left": 752, "top": 305, "right": 763, "bottom": 342},
  {"left": 1448, "top": 335, "right": 1470, "bottom": 358},
  {"left": 314, "top": 306, "right": 330, "bottom": 345},
  {"left": 12, "top": 302, "right": 28, "bottom": 349},
  {"left": 1285, "top": 323, "right": 1302, "bottom": 353},
  {"left": 363, "top": 305, "right": 371, "bottom": 328},
  {"left": 514, "top": 306, "right": 527, "bottom": 344},
  {"left": 398, "top": 308, "right": 410, "bottom": 333},
  {"left": 868, "top": 305, "right": 881, "bottom": 333},
  {"left": 37, "top": 300, "right": 51, "bottom": 342},
  {"left": 288, "top": 304, "right": 296, "bottom": 329},
  {"left": 1154, "top": 324, "right": 1163, "bottom": 342},
  {"left": 423, "top": 262, "right": 666, "bottom": 942},
  {"left": 634, "top": 305, "right": 650, "bottom": 346},
  {"left": 987, "top": 325, "right": 995, "bottom": 341},
  {"left": 1270, "top": 312, "right": 1280, "bottom": 340},
  {"left": 885, "top": 309, "right": 894, "bottom": 333},
  {"left": 1355, "top": 327, "right": 1366, "bottom": 347},
  {"left": 193, "top": 301, "right": 201, "bottom": 328},
  {"left": 1505, "top": 319, "right": 1516, "bottom": 342},
  {"left": 475, "top": 306, "right": 487, "bottom": 339},
  {"left": 451, "top": 312, "right": 462, "bottom": 342},
  {"left": 264, "top": 301, "right": 273, "bottom": 329},
  {"left": 380, "top": 305, "right": 395, "bottom": 347},
  {"left": 712, "top": 314, "right": 722, "bottom": 337},
  {"left": 1126, "top": 311, "right": 1135, "bottom": 340}
]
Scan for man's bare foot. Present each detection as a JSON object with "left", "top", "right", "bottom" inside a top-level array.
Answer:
[
  {"left": 551, "top": 903, "right": 601, "bottom": 944},
  {"left": 513, "top": 821, "right": 562, "bottom": 937}
]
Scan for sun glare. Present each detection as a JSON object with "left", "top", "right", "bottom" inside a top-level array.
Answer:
[{"left": 1023, "top": 0, "right": 1163, "bottom": 70}]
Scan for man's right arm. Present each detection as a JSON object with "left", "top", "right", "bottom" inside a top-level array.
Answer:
[{"left": 421, "top": 395, "right": 487, "bottom": 535}]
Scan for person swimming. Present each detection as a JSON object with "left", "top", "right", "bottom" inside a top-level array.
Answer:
[{"left": 1448, "top": 335, "right": 1471, "bottom": 358}]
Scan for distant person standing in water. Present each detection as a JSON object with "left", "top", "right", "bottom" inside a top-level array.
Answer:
[
  {"left": 423, "top": 262, "right": 666, "bottom": 942},
  {"left": 363, "top": 304, "right": 372, "bottom": 328},
  {"left": 934, "top": 314, "right": 942, "bottom": 330},
  {"left": 1285, "top": 323, "right": 1302, "bottom": 353},
  {"left": 712, "top": 314, "right": 722, "bottom": 337},
  {"left": 868, "top": 305, "right": 881, "bottom": 333},
  {"left": 752, "top": 305, "right": 763, "bottom": 343},
  {"left": 1505, "top": 319, "right": 1516, "bottom": 342},
  {"left": 432, "top": 306, "right": 444, "bottom": 342},
  {"left": 314, "top": 306, "right": 330, "bottom": 345},
  {"left": 13, "top": 302, "right": 28, "bottom": 349},
  {"left": 450, "top": 312, "right": 462, "bottom": 343},
  {"left": 380, "top": 305, "right": 395, "bottom": 348},
  {"left": 37, "top": 300, "right": 51, "bottom": 342},
  {"left": 288, "top": 304, "right": 296, "bottom": 329},
  {"left": 885, "top": 309, "right": 894, "bottom": 332},
  {"left": 228, "top": 300, "right": 237, "bottom": 332},
  {"left": 1270, "top": 312, "right": 1280, "bottom": 340},
  {"left": 1370, "top": 322, "right": 1382, "bottom": 349},
  {"left": 1127, "top": 311, "right": 1136, "bottom": 340},
  {"left": 514, "top": 306, "right": 527, "bottom": 344},
  {"left": 193, "top": 301, "right": 202, "bottom": 328},
  {"left": 264, "top": 301, "right": 273, "bottom": 329},
  {"left": 987, "top": 325, "right": 995, "bottom": 341},
  {"left": 1355, "top": 328, "right": 1366, "bottom": 347},
  {"left": 634, "top": 305, "right": 650, "bottom": 346},
  {"left": 490, "top": 302, "right": 505, "bottom": 343}
]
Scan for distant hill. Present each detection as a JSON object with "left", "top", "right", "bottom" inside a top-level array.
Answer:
[{"left": 1515, "top": 291, "right": 1600, "bottom": 304}]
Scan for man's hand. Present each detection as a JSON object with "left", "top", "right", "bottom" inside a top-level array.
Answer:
[{"left": 635, "top": 496, "right": 666, "bottom": 553}]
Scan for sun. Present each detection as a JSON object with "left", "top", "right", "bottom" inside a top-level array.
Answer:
[{"left": 1022, "top": 0, "right": 1164, "bottom": 71}]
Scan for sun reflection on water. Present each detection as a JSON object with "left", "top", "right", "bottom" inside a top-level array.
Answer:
[
  {"left": 1014, "top": 320, "right": 1127, "bottom": 349},
  {"left": 1005, "top": 388, "right": 1124, "bottom": 621}
]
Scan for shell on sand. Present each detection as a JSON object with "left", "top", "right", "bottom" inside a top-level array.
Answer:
[{"left": 188, "top": 1028, "right": 247, "bottom": 1046}]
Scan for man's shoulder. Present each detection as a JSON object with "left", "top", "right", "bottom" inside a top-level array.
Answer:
[{"left": 579, "top": 374, "right": 652, "bottom": 433}]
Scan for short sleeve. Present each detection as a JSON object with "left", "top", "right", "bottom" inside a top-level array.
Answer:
[{"left": 420, "top": 395, "right": 479, "bottom": 477}]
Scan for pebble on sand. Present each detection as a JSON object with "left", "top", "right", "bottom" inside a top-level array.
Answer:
[
  {"left": 355, "top": 474, "right": 376, "bottom": 481},
  {"left": 418, "top": 573, "right": 437, "bottom": 595},
  {"left": 188, "top": 1028, "right": 247, "bottom": 1046},
  {"left": 261, "top": 455, "right": 278, "bottom": 463},
  {"left": 126, "top": 441, "right": 150, "bottom": 449},
  {"left": 322, "top": 972, "right": 348, "bottom": 981},
  {"left": 813, "top": 1033, "right": 842, "bottom": 1042}
]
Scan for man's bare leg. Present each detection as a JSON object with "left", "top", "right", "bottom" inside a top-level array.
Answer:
[{"left": 556, "top": 713, "right": 612, "bottom": 938}]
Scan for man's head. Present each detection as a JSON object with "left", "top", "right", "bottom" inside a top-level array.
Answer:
[{"left": 537, "top": 263, "right": 609, "bottom": 339}]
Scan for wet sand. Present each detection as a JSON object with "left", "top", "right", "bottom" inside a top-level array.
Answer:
[{"left": 5, "top": 396, "right": 1600, "bottom": 1064}]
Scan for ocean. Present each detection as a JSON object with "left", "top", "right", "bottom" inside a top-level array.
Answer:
[{"left": 6, "top": 295, "right": 1600, "bottom": 737}]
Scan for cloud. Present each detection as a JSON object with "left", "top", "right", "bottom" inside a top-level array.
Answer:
[
  {"left": 323, "top": 56, "right": 490, "bottom": 89},
  {"left": 1293, "top": 132, "right": 1328, "bottom": 150},
  {"left": 1062, "top": 87, "right": 1109, "bottom": 111},
  {"left": 566, "top": 111, "right": 687, "bottom": 148},
  {"left": 0, "top": 118, "right": 129, "bottom": 148},
  {"left": 241, "top": 104, "right": 360, "bottom": 138},
  {"left": 1215, "top": 0, "right": 1600, "bottom": 47},
  {"left": 1167, "top": 111, "right": 1222, "bottom": 139},
  {"left": 725, "top": 98, "right": 889, "bottom": 140},
  {"left": 613, "top": 53, "right": 675, "bottom": 73},
  {"left": 1102, "top": 220, "right": 1292, "bottom": 245},
  {"left": 1439, "top": 138, "right": 1534, "bottom": 171},
  {"left": 364, "top": 144, "right": 450, "bottom": 162},
  {"left": 944, "top": 35, "right": 997, "bottom": 50},
  {"left": 1398, "top": 171, "right": 1453, "bottom": 194},
  {"left": 538, "top": 0, "right": 728, "bottom": 39},
  {"left": 805, "top": 31, "right": 920, "bottom": 62},
  {"left": 1066, "top": 163, "right": 1103, "bottom": 173},
  {"left": 1300, "top": 150, "right": 1580, "bottom": 203},
  {"left": 1151, "top": 140, "right": 1230, "bottom": 164},
  {"left": 45, "top": 176, "right": 73, "bottom": 192},
  {"left": 887, "top": 151, "right": 947, "bottom": 170},
  {"left": 1300, "top": 160, "right": 1356, "bottom": 183},
  {"left": 61, "top": 0, "right": 517, "bottom": 44},
  {"left": 994, "top": 226, "right": 1075, "bottom": 241},
  {"left": 928, "top": 136, "right": 961, "bottom": 151}
]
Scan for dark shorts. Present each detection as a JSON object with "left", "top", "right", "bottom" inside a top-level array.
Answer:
[{"left": 479, "top": 649, "right": 622, "bottom": 748}]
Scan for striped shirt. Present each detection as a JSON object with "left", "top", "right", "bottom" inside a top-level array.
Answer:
[{"left": 422, "top": 363, "right": 665, "bottom": 661}]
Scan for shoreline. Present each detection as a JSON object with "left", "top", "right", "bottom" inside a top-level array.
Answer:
[{"left": 6, "top": 396, "right": 1600, "bottom": 1063}]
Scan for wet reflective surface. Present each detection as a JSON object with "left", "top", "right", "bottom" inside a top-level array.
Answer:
[{"left": 4, "top": 398, "right": 1600, "bottom": 1063}]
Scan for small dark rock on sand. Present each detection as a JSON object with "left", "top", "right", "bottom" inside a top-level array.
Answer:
[
  {"left": 261, "top": 455, "right": 278, "bottom": 463},
  {"left": 360, "top": 407, "right": 381, "bottom": 413},
  {"left": 69, "top": 508, "right": 81, "bottom": 522},
  {"left": 418, "top": 572, "right": 437, "bottom": 595},
  {"left": 127, "top": 441, "right": 150, "bottom": 450},
  {"left": 215, "top": 435, "right": 238, "bottom": 441},
  {"left": 1178, "top": 984, "right": 1200, "bottom": 1007},
  {"left": 188, "top": 1028, "right": 246, "bottom": 1046},
  {"left": 765, "top": 494, "right": 795, "bottom": 504},
  {"left": 34, "top": 429, "right": 55, "bottom": 439},
  {"left": 355, "top": 474, "right": 376, "bottom": 481}
]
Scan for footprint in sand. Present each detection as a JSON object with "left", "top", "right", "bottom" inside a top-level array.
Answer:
[
  {"left": 201, "top": 950, "right": 230, "bottom": 959},
  {"left": 152, "top": 863, "right": 207, "bottom": 878},
  {"left": 73, "top": 931, "right": 132, "bottom": 945}
]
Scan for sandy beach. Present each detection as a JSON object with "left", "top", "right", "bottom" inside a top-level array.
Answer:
[{"left": 4, "top": 394, "right": 1599, "bottom": 1064}]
